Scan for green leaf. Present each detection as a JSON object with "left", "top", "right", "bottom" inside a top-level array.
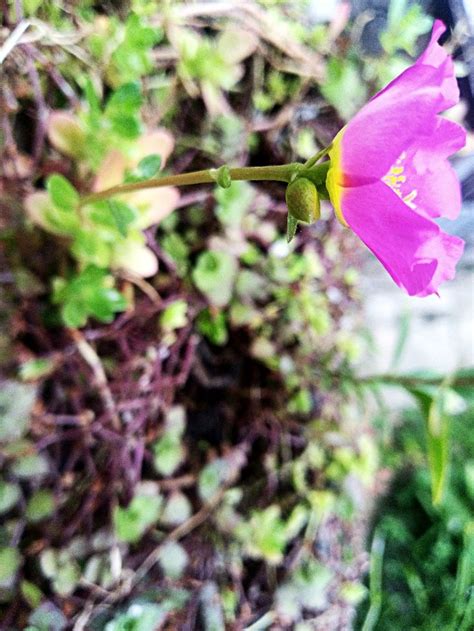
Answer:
[
  {"left": 108, "top": 14, "right": 162, "bottom": 85},
  {"left": 71, "top": 230, "right": 112, "bottom": 267},
  {"left": 46, "top": 174, "right": 79, "bottom": 212},
  {"left": 361, "top": 534, "right": 385, "bottom": 631},
  {"left": 196, "top": 308, "right": 228, "bottom": 346},
  {"left": 21, "top": 580, "right": 43, "bottom": 609},
  {"left": 106, "top": 82, "right": 143, "bottom": 115},
  {"left": 26, "top": 489, "right": 55, "bottom": 522},
  {"left": 19, "top": 358, "right": 55, "bottom": 382},
  {"left": 84, "top": 77, "right": 101, "bottom": 121},
  {"left": 0, "top": 547, "right": 20, "bottom": 585},
  {"left": 426, "top": 391, "right": 451, "bottom": 506},
  {"left": 235, "top": 505, "right": 288, "bottom": 564},
  {"left": 210, "top": 165, "right": 232, "bottom": 189},
  {"left": 390, "top": 311, "right": 411, "bottom": 370},
  {"left": 105, "top": 83, "right": 143, "bottom": 139},
  {"left": 158, "top": 541, "right": 188, "bottom": 579},
  {"left": 107, "top": 200, "right": 137, "bottom": 236},
  {"left": 161, "top": 233, "right": 189, "bottom": 277},
  {"left": 160, "top": 300, "right": 188, "bottom": 332},
  {"left": 111, "top": 114, "right": 142, "bottom": 139},
  {"left": 198, "top": 459, "right": 227, "bottom": 501},
  {"left": 276, "top": 558, "right": 332, "bottom": 619},
  {"left": 11, "top": 453, "right": 50, "bottom": 480},
  {"left": 39, "top": 549, "right": 58, "bottom": 579},
  {"left": 52, "top": 560, "right": 81, "bottom": 596},
  {"left": 153, "top": 433, "right": 185, "bottom": 477},
  {"left": 113, "top": 494, "right": 163, "bottom": 543},
  {"left": 160, "top": 492, "right": 192, "bottom": 526},
  {"left": 321, "top": 57, "right": 368, "bottom": 120},
  {"left": 382, "top": 2, "right": 433, "bottom": 55},
  {"left": 0, "top": 481, "right": 21, "bottom": 514},
  {"left": 407, "top": 384, "right": 452, "bottom": 505},
  {"left": 53, "top": 266, "right": 127, "bottom": 328},
  {"left": 0, "top": 381, "right": 37, "bottom": 441},
  {"left": 192, "top": 250, "right": 237, "bottom": 307},
  {"left": 136, "top": 154, "right": 162, "bottom": 179},
  {"left": 286, "top": 214, "right": 298, "bottom": 243},
  {"left": 214, "top": 180, "right": 254, "bottom": 227},
  {"left": 104, "top": 602, "right": 167, "bottom": 631},
  {"left": 28, "top": 602, "right": 68, "bottom": 631}
]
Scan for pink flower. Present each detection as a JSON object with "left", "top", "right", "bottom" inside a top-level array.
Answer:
[{"left": 326, "top": 20, "right": 466, "bottom": 296}]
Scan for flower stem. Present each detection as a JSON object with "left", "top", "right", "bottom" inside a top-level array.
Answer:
[
  {"left": 303, "top": 145, "right": 331, "bottom": 169},
  {"left": 80, "top": 163, "right": 299, "bottom": 207}
]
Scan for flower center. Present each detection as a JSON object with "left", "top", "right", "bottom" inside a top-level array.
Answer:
[{"left": 382, "top": 152, "right": 418, "bottom": 209}]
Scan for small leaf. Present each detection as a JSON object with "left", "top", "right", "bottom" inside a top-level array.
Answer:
[
  {"left": 28, "top": 602, "right": 68, "bottom": 631},
  {"left": 160, "top": 492, "right": 192, "bottom": 526},
  {"left": 0, "top": 381, "right": 37, "bottom": 441},
  {"left": 0, "top": 482, "right": 21, "bottom": 514},
  {"left": 286, "top": 214, "right": 298, "bottom": 243},
  {"left": 106, "top": 82, "right": 143, "bottom": 115},
  {"left": 426, "top": 391, "right": 451, "bottom": 506},
  {"left": 26, "top": 489, "right": 55, "bottom": 522},
  {"left": 53, "top": 266, "right": 127, "bottom": 327},
  {"left": 192, "top": 250, "right": 237, "bottom": 307},
  {"left": 196, "top": 308, "right": 228, "bottom": 346},
  {"left": 160, "top": 300, "right": 188, "bottom": 332},
  {"left": 107, "top": 200, "right": 137, "bottom": 236},
  {"left": 113, "top": 494, "right": 163, "bottom": 543},
  {"left": 47, "top": 112, "right": 86, "bottom": 159},
  {"left": 46, "top": 174, "right": 79, "bottom": 211},
  {"left": 19, "top": 358, "right": 56, "bottom": 382},
  {"left": 153, "top": 433, "right": 185, "bottom": 477},
  {"left": 39, "top": 549, "right": 58, "bottom": 579},
  {"left": 11, "top": 453, "right": 50, "bottom": 480},
  {"left": 136, "top": 154, "right": 162, "bottom": 179},
  {"left": 210, "top": 165, "right": 232, "bottom": 189},
  {"left": 198, "top": 459, "right": 227, "bottom": 501},
  {"left": 21, "top": 580, "right": 43, "bottom": 608},
  {"left": 158, "top": 541, "right": 188, "bottom": 579},
  {"left": 112, "top": 239, "right": 158, "bottom": 278},
  {"left": 0, "top": 547, "right": 20, "bottom": 586},
  {"left": 214, "top": 180, "right": 254, "bottom": 227},
  {"left": 52, "top": 560, "right": 81, "bottom": 596}
]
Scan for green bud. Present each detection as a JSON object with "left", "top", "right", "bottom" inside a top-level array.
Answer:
[
  {"left": 285, "top": 177, "right": 320, "bottom": 224},
  {"left": 210, "top": 165, "right": 232, "bottom": 189}
]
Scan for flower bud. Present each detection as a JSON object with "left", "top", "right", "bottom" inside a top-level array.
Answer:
[{"left": 285, "top": 177, "right": 320, "bottom": 223}]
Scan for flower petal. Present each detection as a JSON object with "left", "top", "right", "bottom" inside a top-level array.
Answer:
[
  {"left": 339, "top": 22, "right": 459, "bottom": 181},
  {"left": 418, "top": 20, "right": 451, "bottom": 67},
  {"left": 341, "top": 181, "right": 464, "bottom": 296},
  {"left": 382, "top": 117, "right": 466, "bottom": 220}
]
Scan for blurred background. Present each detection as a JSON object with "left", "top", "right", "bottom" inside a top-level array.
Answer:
[{"left": 0, "top": 1, "right": 473, "bottom": 630}]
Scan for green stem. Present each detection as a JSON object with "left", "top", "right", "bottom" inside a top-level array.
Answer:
[
  {"left": 304, "top": 145, "right": 331, "bottom": 169},
  {"left": 80, "top": 163, "right": 299, "bottom": 207}
]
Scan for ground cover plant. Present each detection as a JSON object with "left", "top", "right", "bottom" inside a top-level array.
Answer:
[
  {"left": 356, "top": 383, "right": 474, "bottom": 631},
  {"left": 0, "top": 1, "right": 472, "bottom": 629}
]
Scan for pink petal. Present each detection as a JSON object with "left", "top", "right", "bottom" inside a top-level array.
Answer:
[
  {"left": 382, "top": 117, "right": 466, "bottom": 220},
  {"left": 418, "top": 20, "right": 450, "bottom": 67},
  {"left": 377, "top": 20, "right": 458, "bottom": 110},
  {"left": 339, "top": 21, "right": 460, "bottom": 181},
  {"left": 341, "top": 181, "right": 464, "bottom": 296}
]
